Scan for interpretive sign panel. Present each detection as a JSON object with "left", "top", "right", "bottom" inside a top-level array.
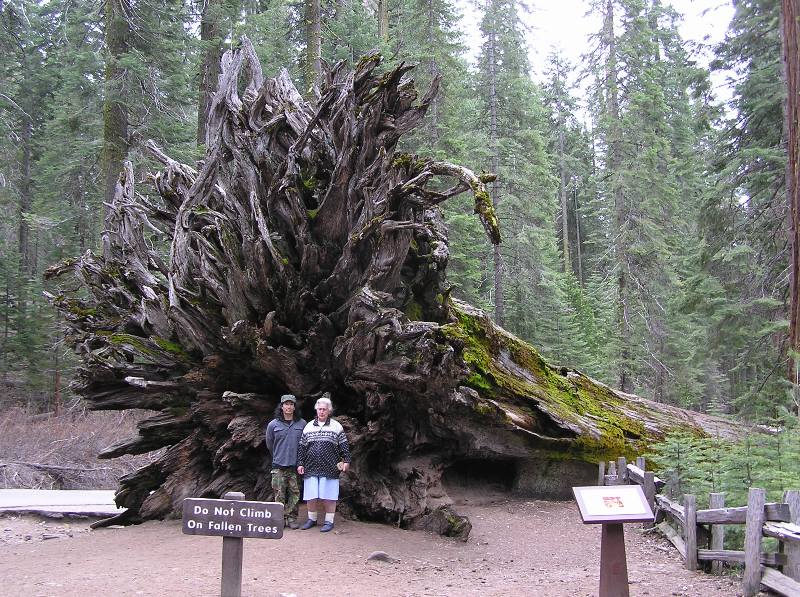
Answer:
[
  {"left": 572, "top": 485, "right": 655, "bottom": 524},
  {"left": 182, "top": 498, "right": 284, "bottom": 539}
]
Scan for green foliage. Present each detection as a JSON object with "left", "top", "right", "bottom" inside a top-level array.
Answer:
[
  {"left": 689, "top": 0, "right": 790, "bottom": 420},
  {"left": 649, "top": 422, "right": 800, "bottom": 507},
  {"left": 648, "top": 423, "right": 800, "bottom": 550}
]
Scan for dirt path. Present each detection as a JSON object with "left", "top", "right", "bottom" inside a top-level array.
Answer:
[{"left": 0, "top": 496, "right": 743, "bottom": 597}]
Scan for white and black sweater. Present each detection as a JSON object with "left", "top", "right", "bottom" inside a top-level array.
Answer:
[{"left": 297, "top": 418, "right": 351, "bottom": 479}]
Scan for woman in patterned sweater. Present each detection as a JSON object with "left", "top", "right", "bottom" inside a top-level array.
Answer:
[{"left": 297, "top": 393, "right": 351, "bottom": 532}]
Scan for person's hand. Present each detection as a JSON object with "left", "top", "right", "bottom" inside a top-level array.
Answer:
[
  {"left": 341, "top": 462, "right": 350, "bottom": 473},
  {"left": 297, "top": 466, "right": 304, "bottom": 475}
]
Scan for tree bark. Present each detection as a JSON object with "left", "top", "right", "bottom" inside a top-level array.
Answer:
[
  {"left": 378, "top": 0, "right": 389, "bottom": 40},
  {"left": 557, "top": 102, "right": 571, "bottom": 274},
  {"left": 574, "top": 181, "right": 584, "bottom": 286},
  {"left": 19, "top": 113, "right": 33, "bottom": 277},
  {"left": 485, "top": 0, "right": 504, "bottom": 327},
  {"left": 782, "top": 0, "right": 800, "bottom": 415},
  {"left": 304, "top": 0, "right": 322, "bottom": 90},
  {"left": 101, "top": 0, "right": 130, "bottom": 212},
  {"left": 197, "top": 0, "right": 222, "bottom": 146},
  {"left": 603, "top": 0, "right": 631, "bottom": 392},
  {"left": 46, "top": 40, "right": 739, "bottom": 538}
]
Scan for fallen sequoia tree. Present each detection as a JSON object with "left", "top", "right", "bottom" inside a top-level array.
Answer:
[{"left": 46, "top": 39, "right": 738, "bottom": 539}]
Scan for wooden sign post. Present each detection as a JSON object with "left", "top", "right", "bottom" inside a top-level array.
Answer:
[
  {"left": 573, "top": 485, "right": 655, "bottom": 597},
  {"left": 182, "top": 491, "right": 284, "bottom": 597}
]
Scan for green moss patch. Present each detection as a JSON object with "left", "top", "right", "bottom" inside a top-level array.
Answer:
[
  {"left": 441, "top": 302, "right": 686, "bottom": 463},
  {"left": 99, "top": 331, "right": 191, "bottom": 364}
]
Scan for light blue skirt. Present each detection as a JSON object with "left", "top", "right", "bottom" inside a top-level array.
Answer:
[{"left": 303, "top": 476, "right": 340, "bottom": 500}]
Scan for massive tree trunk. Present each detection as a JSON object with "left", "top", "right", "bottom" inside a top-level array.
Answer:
[
  {"left": 46, "top": 39, "right": 738, "bottom": 539},
  {"left": 782, "top": 0, "right": 800, "bottom": 414}
]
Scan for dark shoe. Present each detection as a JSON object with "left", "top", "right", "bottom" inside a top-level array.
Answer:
[
  {"left": 286, "top": 520, "right": 300, "bottom": 530},
  {"left": 299, "top": 519, "right": 317, "bottom": 530},
  {"left": 320, "top": 521, "right": 334, "bottom": 533}
]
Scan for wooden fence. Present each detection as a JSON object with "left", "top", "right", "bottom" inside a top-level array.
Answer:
[{"left": 600, "top": 456, "right": 800, "bottom": 597}]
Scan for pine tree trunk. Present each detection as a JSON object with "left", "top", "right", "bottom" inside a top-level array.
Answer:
[
  {"left": 305, "top": 0, "right": 322, "bottom": 88},
  {"left": 558, "top": 126, "right": 571, "bottom": 274},
  {"left": 782, "top": 0, "right": 800, "bottom": 415},
  {"left": 101, "top": 0, "right": 130, "bottom": 211},
  {"left": 197, "top": 0, "right": 222, "bottom": 146},
  {"left": 46, "top": 40, "right": 739, "bottom": 538},
  {"left": 378, "top": 0, "right": 390, "bottom": 40},
  {"left": 486, "top": 0, "right": 504, "bottom": 326},
  {"left": 19, "top": 114, "right": 33, "bottom": 278},
  {"left": 603, "top": 0, "right": 631, "bottom": 392},
  {"left": 574, "top": 184, "right": 584, "bottom": 286},
  {"left": 425, "top": 0, "right": 440, "bottom": 143}
]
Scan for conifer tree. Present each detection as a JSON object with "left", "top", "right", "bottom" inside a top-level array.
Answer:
[
  {"left": 697, "top": 0, "right": 788, "bottom": 418},
  {"left": 587, "top": 0, "right": 714, "bottom": 401}
]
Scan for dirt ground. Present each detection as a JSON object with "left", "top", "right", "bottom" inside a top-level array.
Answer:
[{"left": 0, "top": 492, "right": 747, "bottom": 597}]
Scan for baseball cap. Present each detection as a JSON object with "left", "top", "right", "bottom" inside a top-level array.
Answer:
[{"left": 280, "top": 394, "right": 296, "bottom": 404}]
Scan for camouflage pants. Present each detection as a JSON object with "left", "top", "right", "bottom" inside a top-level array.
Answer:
[{"left": 271, "top": 467, "right": 300, "bottom": 521}]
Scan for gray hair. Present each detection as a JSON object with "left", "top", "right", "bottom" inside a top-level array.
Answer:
[{"left": 315, "top": 394, "right": 333, "bottom": 411}]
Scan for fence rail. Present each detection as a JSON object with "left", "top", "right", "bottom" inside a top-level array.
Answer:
[{"left": 600, "top": 456, "right": 800, "bottom": 597}]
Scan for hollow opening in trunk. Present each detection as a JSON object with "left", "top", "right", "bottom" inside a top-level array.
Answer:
[{"left": 442, "top": 457, "right": 518, "bottom": 497}]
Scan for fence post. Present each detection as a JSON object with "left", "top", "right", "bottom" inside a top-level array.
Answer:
[
  {"left": 598, "top": 461, "right": 606, "bottom": 486},
  {"left": 617, "top": 457, "right": 628, "bottom": 485},
  {"left": 643, "top": 472, "right": 655, "bottom": 529},
  {"left": 608, "top": 461, "right": 617, "bottom": 484},
  {"left": 784, "top": 490, "right": 800, "bottom": 582},
  {"left": 636, "top": 456, "right": 645, "bottom": 470},
  {"left": 743, "top": 487, "right": 766, "bottom": 597},
  {"left": 709, "top": 493, "right": 725, "bottom": 575},
  {"left": 684, "top": 494, "right": 698, "bottom": 571}
]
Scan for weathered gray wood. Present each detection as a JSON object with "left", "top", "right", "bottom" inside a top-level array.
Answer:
[
  {"left": 635, "top": 456, "right": 645, "bottom": 470},
  {"left": 608, "top": 461, "right": 617, "bottom": 482},
  {"left": 221, "top": 536, "right": 243, "bottom": 597},
  {"left": 697, "top": 549, "right": 787, "bottom": 566},
  {"left": 220, "top": 491, "right": 245, "bottom": 597},
  {"left": 696, "top": 502, "right": 790, "bottom": 524},
  {"left": 624, "top": 464, "right": 666, "bottom": 491},
  {"left": 684, "top": 494, "right": 698, "bottom": 571},
  {"left": 656, "top": 494, "right": 686, "bottom": 526},
  {"left": 709, "top": 493, "right": 725, "bottom": 575},
  {"left": 657, "top": 520, "right": 687, "bottom": 559},
  {"left": 598, "top": 461, "right": 606, "bottom": 486},
  {"left": 604, "top": 474, "right": 619, "bottom": 485},
  {"left": 743, "top": 487, "right": 766, "bottom": 597},
  {"left": 643, "top": 472, "right": 656, "bottom": 530},
  {"left": 760, "top": 567, "right": 800, "bottom": 597},
  {"left": 784, "top": 490, "right": 800, "bottom": 582},
  {"left": 763, "top": 522, "right": 800, "bottom": 543},
  {"left": 626, "top": 463, "right": 644, "bottom": 484},
  {"left": 617, "top": 457, "right": 628, "bottom": 485}
]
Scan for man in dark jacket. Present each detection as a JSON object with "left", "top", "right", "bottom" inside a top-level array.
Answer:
[{"left": 265, "top": 394, "right": 306, "bottom": 529}]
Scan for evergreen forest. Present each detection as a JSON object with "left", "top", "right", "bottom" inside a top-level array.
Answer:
[{"left": 1, "top": 0, "right": 798, "bottom": 437}]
